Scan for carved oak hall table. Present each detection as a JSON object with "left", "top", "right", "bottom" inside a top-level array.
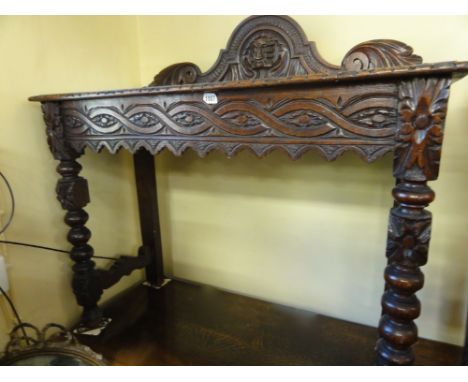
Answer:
[{"left": 29, "top": 16, "right": 468, "bottom": 365}]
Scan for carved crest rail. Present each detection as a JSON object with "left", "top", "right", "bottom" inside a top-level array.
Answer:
[{"left": 29, "top": 15, "right": 468, "bottom": 365}]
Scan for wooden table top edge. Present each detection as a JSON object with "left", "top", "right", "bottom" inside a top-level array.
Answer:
[{"left": 28, "top": 61, "right": 468, "bottom": 103}]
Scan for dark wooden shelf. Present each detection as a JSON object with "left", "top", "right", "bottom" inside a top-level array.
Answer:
[{"left": 76, "top": 280, "right": 462, "bottom": 366}]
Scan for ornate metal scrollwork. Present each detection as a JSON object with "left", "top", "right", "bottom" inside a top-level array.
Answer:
[{"left": 0, "top": 323, "right": 106, "bottom": 365}]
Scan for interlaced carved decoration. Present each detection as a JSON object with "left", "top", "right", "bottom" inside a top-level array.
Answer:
[
  {"left": 59, "top": 85, "right": 398, "bottom": 161},
  {"left": 62, "top": 97, "right": 397, "bottom": 138}
]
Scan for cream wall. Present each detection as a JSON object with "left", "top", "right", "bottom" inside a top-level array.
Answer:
[{"left": 0, "top": 16, "right": 467, "bottom": 351}]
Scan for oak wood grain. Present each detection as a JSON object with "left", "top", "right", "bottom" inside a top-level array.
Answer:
[{"left": 77, "top": 280, "right": 463, "bottom": 366}]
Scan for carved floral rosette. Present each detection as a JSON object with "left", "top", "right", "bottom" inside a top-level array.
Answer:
[
  {"left": 386, "top": 208, "right": 431, "bottom": 267},
  {"left": 394, "top": 77, "right": 451, "bottom": 182}
]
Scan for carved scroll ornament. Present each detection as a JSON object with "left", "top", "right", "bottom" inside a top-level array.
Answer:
[
  {"left": 150, "top": 16, "right": 339, "bottom": 85},
  {"left": 341, "top": 40, "right": 422, "bottom": 71},
  {"left": 150, "top": 16, "right": 425, "bottom": 86}
]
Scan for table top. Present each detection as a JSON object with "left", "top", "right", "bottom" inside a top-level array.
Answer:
[{"left": 30, "top": 61, "right": 468, "bottom": 103}]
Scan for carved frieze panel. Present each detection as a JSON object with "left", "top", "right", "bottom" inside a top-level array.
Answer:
[{"left": 57, "top": 83, "right": 398, "bottom": 161}]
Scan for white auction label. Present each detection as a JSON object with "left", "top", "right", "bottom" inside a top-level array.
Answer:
[{"left": 203, "top": 93, "right": 218, "bottom": 104}]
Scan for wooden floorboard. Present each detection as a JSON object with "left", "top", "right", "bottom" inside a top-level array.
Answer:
[{"left": 77, "top": 280, "right": 463, "bottom": 366}]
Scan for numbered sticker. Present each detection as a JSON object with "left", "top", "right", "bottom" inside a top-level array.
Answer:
[{"left": 203, "top": 93, "right": 218, "bottom": 105}]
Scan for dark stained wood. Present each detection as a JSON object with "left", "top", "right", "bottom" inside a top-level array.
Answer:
[
  {"left": 463, "top": 310, "right": 468, "bottom": 365},
  {"left": 46, "top": 82, "right": 400, "bottom": 162},
  {"left": 76, "top": 280, "right": 463, "bottom": 366},
  {"left": 97, "top": 246, "right": 150, "bottom": 290},
  {"left": 150, "top": 15, "right": 339, "bottom": 85},
  {"left": 376, "top": 77, "right": 451, "bottom": 365},
  {"left": 32, "top": 26, "right": 468, "bottom": 162},
  {"left": 30, "top": 15, "right": 468, "bottom": 363},
  {"left": 55, "top": 155, "right": 152, "bottom": 328},
  {"left": 150, "top": 17, "right": 424, "bottom": 86},
  {"left": 29, "top": 61, "right": 468, "bottom": 103},
  {"left": 56, "top": 157, "right": 102, "bottom": 327},
  {"left": 133, "top": 149, "right": 165, "bottom": 286},
  {"left": 44, "top": 105, "right": 152, "bottom": 327}
]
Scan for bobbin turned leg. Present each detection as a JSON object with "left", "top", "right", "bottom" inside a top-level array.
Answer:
[
  {"left": 55, "top": 158, "right": 150, "bottom": 327},
  {"left": 375, "top": 77, "right": 452, "bottom": 365},
  {"left": 56, "top": 159, "right": 103, "bottom": 326},
  {"left": 376, "top": 181, "right": 433, "bottom": 365},
  {"left": 41, "top": 102, "right": 102, "bottom": 327},
  {"left": 41, "top": 103, "right": 151, "bottom": 329}
]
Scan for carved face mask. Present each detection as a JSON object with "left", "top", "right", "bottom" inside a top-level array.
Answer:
[{"left": 246, "top": 37, "right": 281, "bottom": 69}]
